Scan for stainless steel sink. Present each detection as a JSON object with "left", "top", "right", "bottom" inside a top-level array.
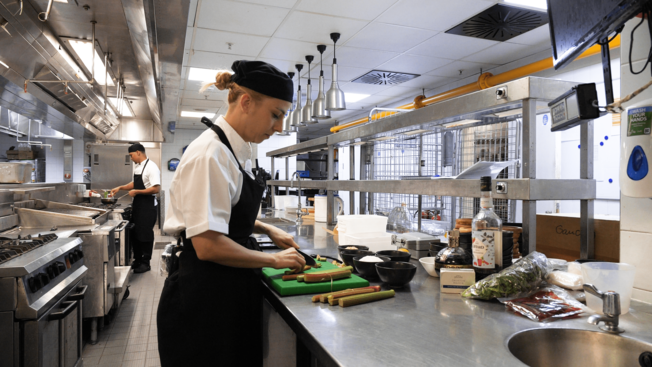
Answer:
[
  {"left": 507, "top": 328, "right": 652, "bottom": 367},
  {"left": 257, "top": 217, "right": 294, "bottom": 225}
]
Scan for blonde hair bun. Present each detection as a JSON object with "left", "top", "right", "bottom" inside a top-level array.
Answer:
[{"left": 199, "top": 70, "right": 233, "bottom": 93}]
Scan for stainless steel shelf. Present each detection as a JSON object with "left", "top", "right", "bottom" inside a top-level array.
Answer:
[
  {"left": 327, "top": 77, "right": 578, "bottom": 146},
  {"left": 268, "top": 180, "right": 328, "bottom": 190},
  {"left": 325, "top": 179, "right": 595, "bottom": 201},
  {"left": 266, "top": 136, "right": 328, "bottom": 158}
]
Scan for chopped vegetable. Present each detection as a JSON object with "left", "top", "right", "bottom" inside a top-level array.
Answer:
[
  {"left": 338, "top": 290, "right": 395, "bottom": 307},
  {"left": 302, "top": 270, "right": 351, "bottom": 283},
  {"left": 311, "top": 286, "right": 380, "bottom": 303},
  {"left": 313, "top": 262, "right": 322, "bottom": 268},
  {"left": 292, "top": 266, "right": 353, "bottom": 282},
  {"left": 461, "top": 251, "right": 549, "bottom": 300},
  {"left": 284, "top": 265, "right": 312, "bottom": 275},
  {"left": 327, "top": 286, "right": 380, "bottom": 305}
]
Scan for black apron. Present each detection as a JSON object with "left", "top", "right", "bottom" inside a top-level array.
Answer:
[
  {"left": 131, "top": 159, "right": 157, "bottom": 242},
  {"left": 157, "top": 125, "right": 266, "bottom": 367}
]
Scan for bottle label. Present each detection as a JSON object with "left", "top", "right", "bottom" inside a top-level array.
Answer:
[
  {"left": 480, "top": 198, "right": 493, "bottom": 209},
  {"left": 472, "top": 230, "right": 501, "bottom": 269}
]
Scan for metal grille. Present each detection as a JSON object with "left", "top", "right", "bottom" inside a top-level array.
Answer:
[
  {"left": 352, "top": 70, "right": 420, "bottom": 85},
  {"left": 369, "top": 119, "right": 521, "bottom": 232},
  {"left": 446, "top": 4, "right": 549, "bottom": 42}
]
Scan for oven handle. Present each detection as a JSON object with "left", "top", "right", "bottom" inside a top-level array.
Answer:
[
  {"left": 48, "top": 300, "right": 78, "bottom": 321},
  {"left": 68, "top": 285, "right": 88, "bottom": 301}
]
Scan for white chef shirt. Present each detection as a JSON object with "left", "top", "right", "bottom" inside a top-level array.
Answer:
[
  {"left": 163, "top": 116, "right": 254, "bottom": 238},
  {"left": 133, "top": 158, "right": 161, "bottom": 205}
]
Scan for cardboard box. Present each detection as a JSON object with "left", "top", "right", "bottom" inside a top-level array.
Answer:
[
  {"left": 536, "top": 214, "right": 619, "bottom": 262},
  {"left": 440, "top": 268, "right": 475, "bottom": 294},
  {"left": 6, "top": 150, "right": 35, "bottom": 160}
]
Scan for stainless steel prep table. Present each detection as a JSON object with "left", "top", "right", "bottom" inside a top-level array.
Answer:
[{"left": 260, "top": 211, "right": 652, "bottom": 367}]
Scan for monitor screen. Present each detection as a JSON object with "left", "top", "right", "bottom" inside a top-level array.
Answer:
[{"left": 548, "top": 0, "right": 647, "bottom": 69}]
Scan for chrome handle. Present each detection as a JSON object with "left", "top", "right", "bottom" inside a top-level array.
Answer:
[{"left": 583, "top": 283, "right": 621, "bottom": 316}]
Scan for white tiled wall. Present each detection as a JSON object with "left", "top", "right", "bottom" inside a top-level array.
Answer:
[{"left": 620, "top": 16, "right": 652, "bottom": 303}]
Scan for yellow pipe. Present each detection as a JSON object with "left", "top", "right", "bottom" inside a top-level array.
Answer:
[{"left": 330, "top": 35, "right": 621, "bottom": 133}]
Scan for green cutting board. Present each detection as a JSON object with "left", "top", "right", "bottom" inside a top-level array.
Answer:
[{"left": 262, "top": 262, "right": 369, "bottom": 296}]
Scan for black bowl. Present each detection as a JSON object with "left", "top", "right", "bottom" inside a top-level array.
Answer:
[
  {"left": 340, "top": 250, "right": 375, "bottom": 268},
  {"left": 338, "top": 245, "right": 369, "bottom": 254},
  {"left": 375, "top": 261, "right": 418, "bottom": 288},
  {"left": 376, "top": 250, "right": 412, "bottom": 262},
  {"left": 353, "top": 255, "right": 391, "bottom": 278}
]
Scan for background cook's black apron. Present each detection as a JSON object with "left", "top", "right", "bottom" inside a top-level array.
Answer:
[
  {"left": 157, "top": 125, "right": 266, "bottom": 367},
  {"left": 131, "top": 159, "right": 157, "bottom": 263}
]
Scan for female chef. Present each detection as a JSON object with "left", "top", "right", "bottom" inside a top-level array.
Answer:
[{"left": 157, "top": 60, "right": 306, "bottom": 366}]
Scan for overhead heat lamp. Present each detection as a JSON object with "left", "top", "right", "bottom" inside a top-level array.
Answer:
[
  {"left": 326, "top": 32, "right": 346, "bottom": 111},
  {"left": 291, "top": 64, "right": 303, "bottom": 127},
  {"left": 301, "top": 55, "right": 317, "bottom": 124},
  {"left": 281, "top": 71, "right": 295, "bottom": 135},
  {"left": 312, "top": 45, "right": 330, "bottom": 119}
]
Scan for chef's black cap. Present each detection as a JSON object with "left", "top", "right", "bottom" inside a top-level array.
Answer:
[
  {"left": 128, "top": 143, "right": 145, "bottom": 153},
  {"left": 231, "top": 60, "right": 293, "bottom": 103}
]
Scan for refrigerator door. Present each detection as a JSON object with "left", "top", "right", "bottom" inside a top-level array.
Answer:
[{"left": 90, "top": 145, "right": 133, "bottom": 190}]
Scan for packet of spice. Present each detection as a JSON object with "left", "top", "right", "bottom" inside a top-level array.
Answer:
[
  {"left": 499, "top": 286, "right": 587, "bottom": 322},
  {"left": 461, "top": 251, "right": 549, "bottom": 300}
]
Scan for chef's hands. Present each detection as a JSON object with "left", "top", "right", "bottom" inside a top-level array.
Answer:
[
  {"left": 266, "top": 225, "right": 300, "bottom": 250},
  {"left": 109, "top": 187, "right": 120, "bottom": 197},
  {"left": 272, "top": 248, "right": 305, "bottom": 273}
]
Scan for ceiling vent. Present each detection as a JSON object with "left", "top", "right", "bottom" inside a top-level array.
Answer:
[
  {"left": 446, "top": 4, "right": 549, "bottom": 42},
  {"left": 352, "top": 70, "right": 420, "bottom": 85}
]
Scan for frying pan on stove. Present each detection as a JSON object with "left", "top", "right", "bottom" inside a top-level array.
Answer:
[{"left": 101, "top": 193, "right": 129, "bottom": 205}]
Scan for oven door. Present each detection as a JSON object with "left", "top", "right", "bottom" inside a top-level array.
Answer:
[{"left": 21, "top": 283, "right": 88, "bottom": 367}]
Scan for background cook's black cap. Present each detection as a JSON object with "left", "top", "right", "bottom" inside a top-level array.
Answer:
[
  {"left": 128, "top": 143, "right": 145, "bottom": 153},
  {"left": 231, "top": 60, "right": 294, "bottom": 103}
]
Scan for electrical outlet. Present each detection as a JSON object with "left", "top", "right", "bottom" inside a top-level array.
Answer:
[{"left": 496, "top": 181, "right": 507, "bottom": 194}]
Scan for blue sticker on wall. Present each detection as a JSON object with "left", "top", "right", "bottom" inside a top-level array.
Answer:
[{"left": 543, "top": 114, "right": 549, "bottom": 126}]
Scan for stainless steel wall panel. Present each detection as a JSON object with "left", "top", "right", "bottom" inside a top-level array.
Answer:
[{"left": 90, "top": 144, "right": 133, "bottom": 191}]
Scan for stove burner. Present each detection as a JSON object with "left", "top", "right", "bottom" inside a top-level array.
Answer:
[{"left": 0, "top": 233, "right": 59, "bottom": 265}]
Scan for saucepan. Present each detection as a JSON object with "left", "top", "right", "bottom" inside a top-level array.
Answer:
[{"left": 101, "top": 193, "right": 129, "bottom": 205}]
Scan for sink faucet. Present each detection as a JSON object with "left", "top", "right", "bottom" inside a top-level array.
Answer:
[
  {"left": 584, "top": 284, "right": 625, "bottom": 334},
  {"left": 290, "top": 172, "right": 303, "bottom": 224}
]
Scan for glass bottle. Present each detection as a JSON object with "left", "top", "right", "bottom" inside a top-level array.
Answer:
[
  {"left": 472, "top": 176, "right": 503, "bottom": 280},
  {"left": 435, "top": 230, "right": 472, "bottom": 274},
  {"left": 395, "top": 203, "right": 411, "bottom": 233}
]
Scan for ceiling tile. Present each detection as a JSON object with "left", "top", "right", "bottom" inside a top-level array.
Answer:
[
  {"left": 373, "top": 85, "right": 422, "bottom": 98},
  {"left": 184, "top": 27, "right": 194, "bottom": 50},
  {"left": 427, "top": 60, "right": 498, "bottom": 79},
  {"left": 296, "top": 0, "right": 398, "bottom": 21},
  {"left": 234, "top": 0, "right": 298, "bottom": 8},
  {"left": 184, "top": 80, "right": 205, "bottom": 92},
  {"left": 407, "top": 33, "right": 498, "bottom": 60},
  {"left": 344, "top": 23, "right": 437, "bottom": 53},
  {"left": 332, "top": 46, "right": 399, "bottom": 69},
  {"left": 507, "top": 25, "right": 551, "bottom": 48},
  {"left": 312, "top": 64, "right": 368, "bottom": 82},
  {"left": 258, "top": 38, "right": 323, "bottom": 63},
  {"left": 196, "top": 0, "right": 290, "bottom": 37},
  {"left": 462, "top": 42, "right": 544, "bottom": 65},
  {"left": 340, "top": 82, "right": 392, "bottom": 95},
  {"left": 274, "top": 11, "right": 368, "bottom": 44},
  {"left": 193, "top": 28, "right": 269, "bottom": 56},
  {"left": 186, "top": 51, "right": 242, "bottom": 69},
  {"left": 181, "top": 99, "right": 225, "bottom": 108},
  {"left": 394, "top": 74, "right": 455, "bottom": 89},
  {"left": 377, "top": 0, "right": 493, "bottom": 31},
  {"left": 183, "top": 90, "right": 228, "bottom": 101},
  {"left": 377, "top": 54, "right": 454, "bottom": 74}
]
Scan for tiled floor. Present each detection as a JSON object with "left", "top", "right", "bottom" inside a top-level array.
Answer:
[{"left": 82, "top": 234, "right": 173, "bottom": 367}]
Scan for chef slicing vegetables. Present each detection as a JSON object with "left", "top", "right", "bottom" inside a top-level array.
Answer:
[{"left": 157, "top": 61, "right": 305, "bottom": 367}]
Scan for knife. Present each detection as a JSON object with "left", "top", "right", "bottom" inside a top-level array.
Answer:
[{"left": 296, "top": 249, "right": 316, "bottom": 266}]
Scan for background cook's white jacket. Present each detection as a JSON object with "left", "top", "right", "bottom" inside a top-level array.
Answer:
[
  {"left": 164, "top": 116, "right": 254, "bottom": 238},
  {"left": 133, "top": 158, "right": 161, "bottom": 206}
]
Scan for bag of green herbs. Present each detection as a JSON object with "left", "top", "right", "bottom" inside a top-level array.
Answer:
[{"left": 462, "top": 251, "right": 550, "bottom": 300}]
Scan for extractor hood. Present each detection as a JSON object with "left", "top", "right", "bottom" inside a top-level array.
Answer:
[{"left": 0, "top": 0, "right": 189, "bottom": 142}]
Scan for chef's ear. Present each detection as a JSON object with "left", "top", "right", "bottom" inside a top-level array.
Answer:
[{"left": 239, "top": 92, "right": 253, "bottom": 114}]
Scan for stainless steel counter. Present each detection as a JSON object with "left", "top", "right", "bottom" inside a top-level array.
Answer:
[{"left": 260, "top": 211, "right": 652, "bottom": 367}]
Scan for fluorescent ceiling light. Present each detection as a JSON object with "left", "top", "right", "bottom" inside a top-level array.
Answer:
[
  {"left": 403, "top": 129, "right": 431, "bottom": 136},
  {"left": 370, "top": 136, "right": 395, "bottom": 142},
  {"left": 188, "top": 67, "right": 224, "bottom": 81},
  {"left": 0, "top": 61, "right": 8, "bottom": 68},
  {"left": 181, "top": 111, "right": 215, "bottom": 118},
  {"left": 345, "top": 93, "right": 370, "bottom": 103},
  {"left": 68, "top": 40, "right": 114, "bottom": 86},
  {"left": 504, "top": 0, "right": 547, "bottom": 10},
  {"left": 53, "top": 0, "right": 68, "bottom": 2},
  {"left": 109, "top": 98, "right": 134, "bottom": 117}
]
